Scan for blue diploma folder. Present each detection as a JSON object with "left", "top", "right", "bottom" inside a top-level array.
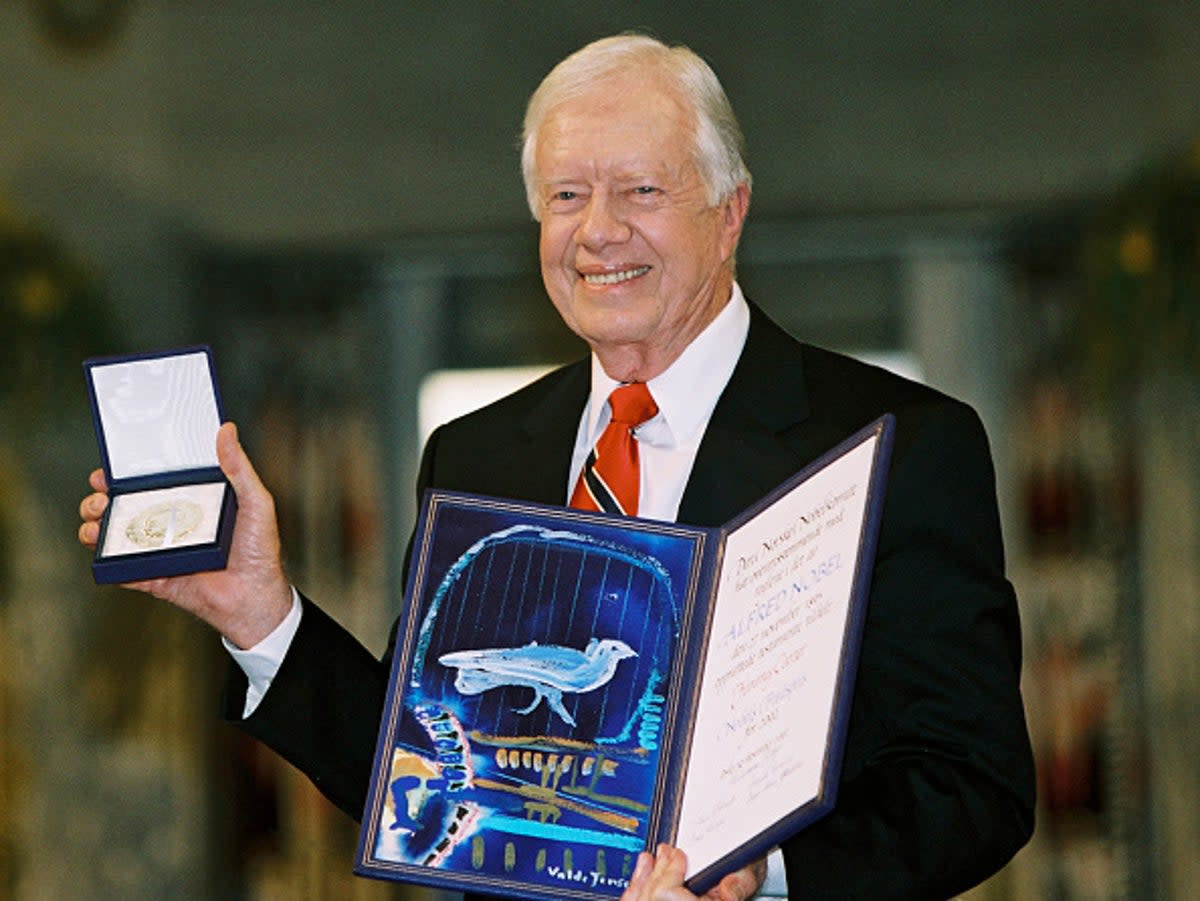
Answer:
[{"left": 356, "top": 416, "right": 893, "bottom": 899}]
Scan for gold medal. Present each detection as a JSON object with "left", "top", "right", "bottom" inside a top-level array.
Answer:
[{"left": 124, "top": 499, "right": 204, "bottom": 549}]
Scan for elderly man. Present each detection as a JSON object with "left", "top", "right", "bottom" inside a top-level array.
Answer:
[{"left": 80, "top": 34, "right": 1034, "bottom": 901}]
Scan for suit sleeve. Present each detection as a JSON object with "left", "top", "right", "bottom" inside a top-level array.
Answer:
[
  {"left": 779, "top": 403, "right": 1035, "bottom": 898},
  {"left": 220, "top": 596, "right": 389, "bottom": 819}
]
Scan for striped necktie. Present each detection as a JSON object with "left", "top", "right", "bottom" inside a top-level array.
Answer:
[{"left": 570, "top": 382, "right": 658, "bottom": 516}]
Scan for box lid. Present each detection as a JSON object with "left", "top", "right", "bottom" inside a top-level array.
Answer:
[{"left": 85, "top": 346, "right": 224, "bottom": 483}]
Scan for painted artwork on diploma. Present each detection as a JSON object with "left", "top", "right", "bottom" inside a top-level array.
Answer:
[{"left": 360, "top": 494, "right": 707, "bottom": 898}]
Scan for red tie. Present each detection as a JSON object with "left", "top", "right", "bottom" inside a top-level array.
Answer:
[{"left": 570, "top": 382, "right": 658, "bottom": 516}]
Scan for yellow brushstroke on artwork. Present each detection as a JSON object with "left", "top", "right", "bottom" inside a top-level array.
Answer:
[
  {"left": 472, "top": 777, "right": 641, "bottom": 832},
  {"left": 524, "top": 800, "right": 563, "bottom": 823}
]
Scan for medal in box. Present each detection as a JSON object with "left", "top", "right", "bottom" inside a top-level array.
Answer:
[{"left": 84, "top": 345, "right": 237, "bottom": 584}]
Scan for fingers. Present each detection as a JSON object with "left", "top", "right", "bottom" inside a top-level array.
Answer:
[
  {"left": 78, "top": 476, "right": 110, "bottom": 549},
  {"left": 79, "top": 489, "right": 108, "bottom": 522},
  {"left": 642, "top": 844, "right": 686, "bottom": 886},
  {"left": 216, "top": 422, "right": 260, "bottom": 499},
  {"left": 213, "top": 420, "right": 282, "bottom": 568},
  {"left": 215, "top": 420, "right": 240, "bottom": 475},
  {"left": 621, "top": 845, "right": 691, "bottom": 901},
  {"left": 704, "top": 858, "right": 767, "bottom": 901},
  {"left": 653, "top": 845, "right": 688, "bottom": 886},
  {"left": 78, "top": 519, "right": 100, "bottom": 548},
  {"left": 623, "top": 852, "right": 654, "bottom": 897}
]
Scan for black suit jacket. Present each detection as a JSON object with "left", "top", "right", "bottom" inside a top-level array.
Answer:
[{"left": 227, "top": 304, "right": 1035, "bottom": 899}]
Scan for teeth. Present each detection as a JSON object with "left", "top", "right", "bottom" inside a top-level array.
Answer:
[{"left": 583, "top": 266, "right": 650, "bottom": 286}]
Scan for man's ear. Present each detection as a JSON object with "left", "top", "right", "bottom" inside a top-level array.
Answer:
[{"left": 720, "top": 183, "right": 751, "bottom": 260}]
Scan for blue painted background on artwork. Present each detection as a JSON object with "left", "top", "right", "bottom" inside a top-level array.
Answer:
[{"left": 376, "top": 499, "right": 704, "bottom": 894}]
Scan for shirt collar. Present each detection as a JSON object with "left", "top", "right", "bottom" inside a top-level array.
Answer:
[{"left": 584, "top": 283, "right": 750, "bottom": 448}]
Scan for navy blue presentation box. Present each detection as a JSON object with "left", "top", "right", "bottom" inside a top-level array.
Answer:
[{"left": 84, "top": 345, "right": 237, "bottom": 585}]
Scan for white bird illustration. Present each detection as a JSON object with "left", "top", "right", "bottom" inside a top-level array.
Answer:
[{"left": 438, "top": 637, "right": 637, "bottom": 726}]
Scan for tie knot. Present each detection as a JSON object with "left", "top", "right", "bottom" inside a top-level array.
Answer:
[{"left": 608, "top": 382, "right": 657, "bottom": 427}]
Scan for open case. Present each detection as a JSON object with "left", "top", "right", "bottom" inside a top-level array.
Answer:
[{"left": 83, "top": 345, "right": 237, "bottom": 584}]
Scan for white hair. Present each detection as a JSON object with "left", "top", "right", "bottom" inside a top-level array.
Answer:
[{"left": 520, "top": 33, "right": 752, "bottom": 220}]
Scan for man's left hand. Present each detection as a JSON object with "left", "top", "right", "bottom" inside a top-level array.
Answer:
[{"left": 621, "top": 845, "right": 767, "bottom": 901}]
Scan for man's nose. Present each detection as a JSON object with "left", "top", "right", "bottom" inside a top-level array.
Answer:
[{"left": 577, "top": 192, "right": 632, "bottom": 248}]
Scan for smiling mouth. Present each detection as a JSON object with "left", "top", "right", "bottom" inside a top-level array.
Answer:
[{"left": 581, "top": 266, "right": 651, "bottom": 286}]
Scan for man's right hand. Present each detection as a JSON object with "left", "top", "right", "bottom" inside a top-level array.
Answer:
[{"left": 78, "top": 421, "right": 294, "bottom": 650}]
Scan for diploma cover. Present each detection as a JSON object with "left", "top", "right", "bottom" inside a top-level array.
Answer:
[{"left": 356, "top": 415, "right": 894, "bottom": 899}]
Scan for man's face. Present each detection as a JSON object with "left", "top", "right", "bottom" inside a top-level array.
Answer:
[{"left": 534, "top": 74, "right": 748, "bottom": 381}]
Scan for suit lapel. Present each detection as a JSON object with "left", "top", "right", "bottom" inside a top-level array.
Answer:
[
  {"left": 509, "top": 359, "right": 590, "bottom": 505},
  {"left": 678, "top": 305, "right": 831, "bottom": 526}
]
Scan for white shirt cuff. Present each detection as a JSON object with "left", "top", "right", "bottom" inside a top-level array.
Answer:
[
  {"left": 222, "top": 587, "right": 303, "bottom": 718},
  {"left": 756, "top": 847, "right": 787, "bottom": 898}
]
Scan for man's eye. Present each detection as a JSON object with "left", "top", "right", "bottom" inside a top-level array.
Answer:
[
  {"left": 633, "top": 185, "right": 658, "bottom": 195},
  {"left": 553, "top": 190, "right": 578, "bottom": 202}
]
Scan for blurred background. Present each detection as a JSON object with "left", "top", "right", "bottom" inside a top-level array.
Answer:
[{"left": 2, "top": 1, "right": 1197, "bottom": 898}]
